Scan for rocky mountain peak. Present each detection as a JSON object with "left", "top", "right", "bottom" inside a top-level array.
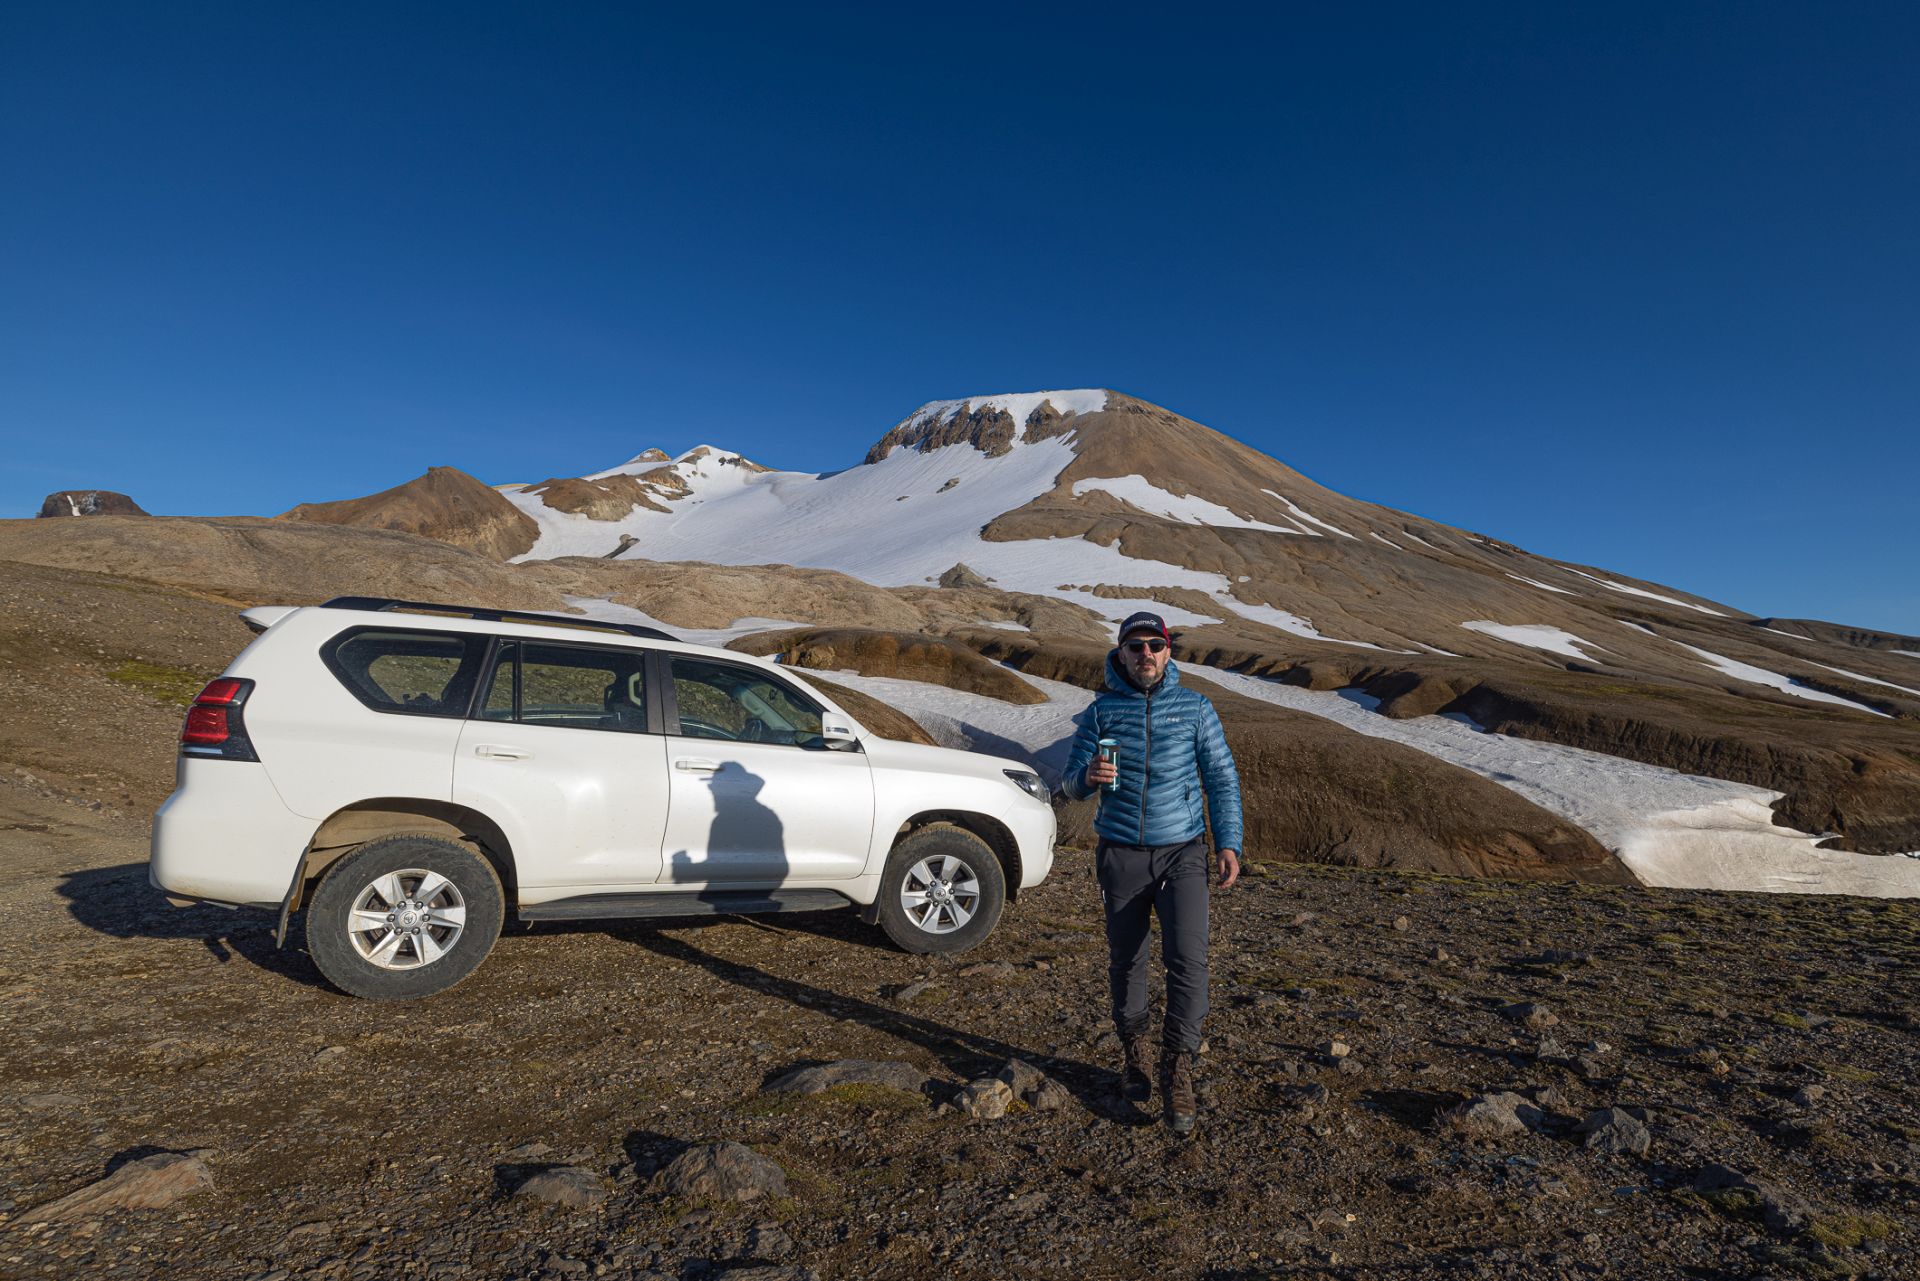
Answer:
[
  {"left": 864, "top": 390, "right": 1110, "bottom": 463},
  {"left": 38, "top": 489, "right": 148, "bottom": 518}
]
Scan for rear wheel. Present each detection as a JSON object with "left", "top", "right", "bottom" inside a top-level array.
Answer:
[
  {"left": 305, "top": 835, "right": 504, "bottom": 1000},
  {"left": 875, "top": 824, "right": 1005, "bottom": 955}
]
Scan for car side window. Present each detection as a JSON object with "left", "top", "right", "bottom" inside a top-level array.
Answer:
[
  {"left": 669, "top": 657, "right": 825, "bottom": 747},
  {"left": 322, "top": 628, "right": 489, "bottom": 717},
  {"left": 475, "top": 640, "right": 651, "bottom": 734}
]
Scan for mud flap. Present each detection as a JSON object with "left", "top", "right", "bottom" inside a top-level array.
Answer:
[{"left": 273, "top": 857, "right": 308, "bottom": 948}]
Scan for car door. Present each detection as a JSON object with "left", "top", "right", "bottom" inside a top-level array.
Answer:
[
  {"left": 659, "top": 654, "right": 874, "bottom": 886},
  {"left": 451, "top": 638, "right": 670, "bottom": 894}
]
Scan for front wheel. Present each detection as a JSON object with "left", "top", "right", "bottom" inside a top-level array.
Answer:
[
  {"left": 875, "top": 824, "right": 1006, "bottom": 955},
  {"left": 304, "top": 835, "right": 505, "bottom": 1000}
]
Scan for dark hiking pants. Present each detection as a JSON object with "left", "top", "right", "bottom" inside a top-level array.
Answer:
[{"left": 1096, "top": 837, "right": 1210, "bottom": 1053}]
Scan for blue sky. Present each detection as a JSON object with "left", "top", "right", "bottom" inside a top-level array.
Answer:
[{"left": 3, "top": 4, "right": 1915, "bottom": 632}]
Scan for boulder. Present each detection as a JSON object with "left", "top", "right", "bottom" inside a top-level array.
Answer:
[
  {"left": 30, "top": 1152, "right": 212, "bottom": 1222},
  {"left": 1579, "top": 1107, "right": 1651, "bottom": 1157},
  {"left": 1443, "top": 1092, "right": 1544, "bottom": 1138},
  {"left": 956, "top": 1078, "right": 1015, "bottom": 1119},
  {"left": 510, "top": 1165, "right": 607, "bottom": 1209},
  {"left": 654, "top": 1142, "right": 787, "bottom": 1202},
  {"left": 763, "top": 1059, "right": 928, "bottom": 1095}
]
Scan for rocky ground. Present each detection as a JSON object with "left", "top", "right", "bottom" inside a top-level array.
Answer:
[
  {"left": 2, "top": 559, "right": 1918, "bottom": 1280},
  {"left": 3, "top": 768, "right": 1918, "bottom": 1281}
]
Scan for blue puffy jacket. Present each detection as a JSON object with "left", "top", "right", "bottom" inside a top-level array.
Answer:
[{"left": 1061, "top": 653, "right": 1244, "bottom": 852}]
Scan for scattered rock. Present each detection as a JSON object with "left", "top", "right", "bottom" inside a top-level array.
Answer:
[
  {"left": 956, "top": 1078, "right": 1015, "bottom": 1119},
  {"left": 1392, "top": 916, "right": 1411, "bottom": 932},
  {"left": 1443, "top": 1092, "right": 1544, "bottom": 1138},
  {"left": 501, "top": 1141, "right": 554, "bottom": 1161},
  {"left": 653, "top": 1142, "right": 787, "bottom": 1202},
  {"left": 1579, "top": 1107, "right": 1651, "bottom": 1157},
  {"left": 996, "top": 1058, "right": 1072, "bottom": 1112},
  {"left": 510, "top": 1165, "right": 607, "bottom": 1209},
  {"left": 1791, "top": 1083, "right": 1826, "bottom": 1107},
  {"left": 30, "top": 1152, "right": 213, "bottom": 1222},
  {"left": 20, "top": 1093, "right": 84, "bottom": 1113},
  {"left": 744, "top": 1222, "right": 796, "bottom": 1258},
  {"left": 763, "top": 1059, "right": 928, "bottom": 1095},
  {"left": 1693, "top": 1163, "right": 1815, "bottom": 1238},
  {"left": 1501, "top": 1002, "right": 1559, "bottom": 1030},
  {"left": 1318, "top": 1040, "right": 1352, "bottom": 1059}
]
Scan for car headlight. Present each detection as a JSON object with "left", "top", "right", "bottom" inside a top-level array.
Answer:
[{"left": 1003, "top": 769, "right": 1050, "bottom": 802}]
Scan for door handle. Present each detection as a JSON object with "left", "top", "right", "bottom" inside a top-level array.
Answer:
[
  {"left": 674, "top": 757, "right": 718, "bottom": 772},
  {"left": 475, "top": 744, "right": 532, "bottom": 760}
]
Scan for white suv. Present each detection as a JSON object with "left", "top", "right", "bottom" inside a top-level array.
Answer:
[{"left": 150, "top": 597, "right": 1056, "bottom": 1000}]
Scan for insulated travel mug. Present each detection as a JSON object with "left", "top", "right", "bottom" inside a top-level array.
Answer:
[{"left": 1097, "top": 738, "right": 1119, "bottom": 792}]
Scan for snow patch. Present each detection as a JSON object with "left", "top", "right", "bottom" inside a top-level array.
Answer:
[
  {"left": 1262, "top": 491, "right": 1356, "bottom": 538},
  {"left": 1506, "top": 573, "right": 1575, "bottom": 595},
  {"left": 1183, "top": 665, "right": 1920, "bottom": 897},
  {"left": 1807, "top": 663, "right": 1920, "bottom": 698},
  {"left": 1674, "top": 642, "right": 1891, "bottom": 717},
  {"left": 1074, "top": 475, "right": 1302, "bottom": 533},
  {"left": 1401, "top": 529, "right": 1444, "bottom": 551},
  {"left": 1369, "top": 532, "right": 1402, "bottom": 550},
  {"left": 1562, "top": 568, "right": 1726, "bottom": 616},
  {"left": 1461, "top": 621, "right": 1609, "bottom": 663},
  {"left": 1618, "top": 621, "right": 1658, "bottom": 636}
]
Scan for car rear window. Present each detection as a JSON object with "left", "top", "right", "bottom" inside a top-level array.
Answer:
[{"left": 321, "top": 628, "right": 489, "bottom": 717}]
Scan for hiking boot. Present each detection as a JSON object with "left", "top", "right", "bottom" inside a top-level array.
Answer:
[
  {"left": 1160, "top": 1048, "right": 1197, "bottom": 1136},
  {"left": 1120, "top": 1032, "right": 1154, "bottom": 1103}
]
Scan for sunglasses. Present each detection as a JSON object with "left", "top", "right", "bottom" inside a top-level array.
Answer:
[{"left": 1122, "top": 637, "right": 1169, "bottom": 655}]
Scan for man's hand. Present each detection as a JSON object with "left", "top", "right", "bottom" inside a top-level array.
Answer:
[
  {"left": 1085, "top": 758, "right": 1118, "bottom": 790},
  {"left": 1217, "top": 848, "right": 1241, "bottom": 889}
]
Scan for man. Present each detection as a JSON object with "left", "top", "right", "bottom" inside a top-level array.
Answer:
[{"left": 1061, "top": 611, "right": 1242, "bottom": 1136}]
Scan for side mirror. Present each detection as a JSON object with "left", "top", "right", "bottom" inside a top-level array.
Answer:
[{"left": 821, "top": 717, "right": 860, "bottom": 751}]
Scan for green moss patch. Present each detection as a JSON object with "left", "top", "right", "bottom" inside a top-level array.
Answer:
[{"left": 108, "top": 660, "right": 207, "bottom": 707}]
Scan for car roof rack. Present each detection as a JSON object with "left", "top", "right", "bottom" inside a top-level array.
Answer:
[{"left": 318, "top": 596, "right": 680, "bottom": 643}]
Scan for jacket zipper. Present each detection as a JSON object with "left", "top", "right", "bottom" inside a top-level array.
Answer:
[{"left": 1139, "top": 683, "right": 1155, "bottom": 843}]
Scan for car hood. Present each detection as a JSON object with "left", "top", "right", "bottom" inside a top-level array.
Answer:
[{"left": 859, "top": 733, "right": 1033, "bottom": 785}]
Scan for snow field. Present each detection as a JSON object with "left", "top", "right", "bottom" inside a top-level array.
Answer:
[
  {"left": 512, "top": 436, "right": 1397, "bottom": 649},
  {"left": 1181, "top": 667, "right": 1920, "bottom": 898}
]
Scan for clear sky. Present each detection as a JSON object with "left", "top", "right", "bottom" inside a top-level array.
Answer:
[{"left": 3, "top": 4, "right": 1915, "bottom": 632}]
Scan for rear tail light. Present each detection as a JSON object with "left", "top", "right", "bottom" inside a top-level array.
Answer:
[{"left": 180, "top": 678, "right": 259, "bottom": 761}]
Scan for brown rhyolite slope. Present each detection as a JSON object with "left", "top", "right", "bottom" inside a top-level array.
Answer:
[
  {"left": 281, "top": 465, "right": 539, "bottom": 559},
  {"left": 38, "top": 489, "right": 148, "bottom": 517},
  {"left": 0, "top": 516, "right": 568, "bottom": 610},
  {"left": 728, "top": 628, "right": 1049, "bottom": 706},
  {"left": 522, "top": 557, "right": 929, "bottom": 631}
]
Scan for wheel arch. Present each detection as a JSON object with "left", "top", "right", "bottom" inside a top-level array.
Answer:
[
  {"left": 891, "top": 809, "right": 1022, "bottom": 903},
  {"left": 285, "top": 798, "right": 518, "bottom": 918}
]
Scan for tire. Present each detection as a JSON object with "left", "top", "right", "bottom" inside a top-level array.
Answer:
[
  {"left": 304, "top": 835, "right": 505, "bottom": 1000},
  {"left": 875, "top": 824, "right": 1006, "bottom": 955}
]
